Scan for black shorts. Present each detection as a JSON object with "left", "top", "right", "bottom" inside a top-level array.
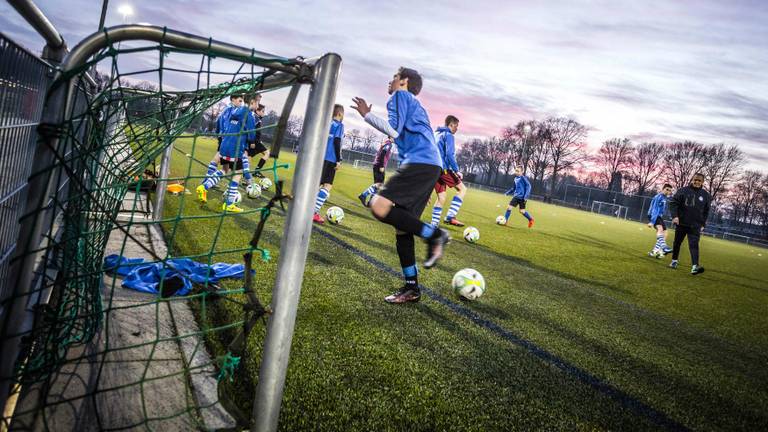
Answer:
[
  {"left": 320, "top": 160, "right": 337, "bottom": 185},
  {"left": 221, "top": 158, "right": 243, "bottom": 171},
  {"left": 378, "top": 163, "right": 441, "bottom": 217},
  {"left": 372, "top": 165, "right": 385, "bottom": 184},
  {"left": 509, "top": 197, "right": 527, "bottom": 209},
  {"left": 246, "top": 141, "right": 268, "bottom": 157},
  {"left": 652, "top": 216, "right": 666, "bottom": 230}
]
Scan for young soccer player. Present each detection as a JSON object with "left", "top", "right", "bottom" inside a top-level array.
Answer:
[
  {"left": 502, "top": 166, "right": 534, "bottom": 228},
  {"left": 357, "top": 137, "right": 394, "bottom": 207},
  {"left": 196, "top": 94, "right": 255, "bottom": 212},
  {"left": 430, "top": 115, "right": 467, "bottom": 227},
  {"left": 351, "top": 67, "right": 450, "bottom": 304},
  {"left": 647, "top": 183, "right": 673, "bottom": 257},
  {"left": 312, "top": 104, "right": 345, "bottom": 224},
  {"left": 668, "top": 173, "right": 711, "bottom": 275},
  {"left": 247, "top": 101, "right": 270, "bottom": 179}
]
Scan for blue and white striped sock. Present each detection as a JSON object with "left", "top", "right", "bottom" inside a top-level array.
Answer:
[
  {"left": 242, "top": 155, "right": 252, "bottom": 183},
  {"left": 446, "top": 196, "right": 463, "bottom": 220},
  {"left": 314, "top": 188, "right": 329, "bottom": 213},
  {"left": 205, "top": 161, "right": 217, "bottom": 176},
  {"left": 225, "top": 180, "right": 238, "bottom": 205},
  {"left": 655, "top": 235, "right": 665, "bottom": 249},
  {"left": 361, "top": 184, "right": 377, "bottom": 199},
  {"left": 431, "top": 206, "right": 442, "bottom": 227},
  {"left": 203, "top": 170, "right": 223, "bottom": 190}
]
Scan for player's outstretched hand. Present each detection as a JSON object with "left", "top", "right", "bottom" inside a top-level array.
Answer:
[{"left": 351, "top": 97, "right": 372, "bottom": 117}]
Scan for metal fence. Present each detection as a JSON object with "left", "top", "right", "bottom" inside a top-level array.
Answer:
[{"left": 0, "top": 32, "right": 53, "bottom": 311}]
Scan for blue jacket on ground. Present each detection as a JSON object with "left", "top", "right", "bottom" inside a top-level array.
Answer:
[
  {"left": 505, "top": 175, "right": 532, "bottom": 200},
  {"left": 386, "top": 90, "right": 442, "bottom": 168},
  {"left": 103, "top": 254, "right": 249, "bottom": 297},
  {"left": 324, "top": 119, "right": 344, "bottom": 163},
  {"left": 435, "top": 126, "right": 459, "bottom": 172},
  {"left": 217, "top": 105, "right": 255, "bottom": 160},
  {"left": 648, "top": 192, "right": 668, "bottom": 222}
]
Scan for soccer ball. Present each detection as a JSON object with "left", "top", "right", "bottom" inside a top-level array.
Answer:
[
  {"left": 452, "top": 268, "right": 485, "bottom": 301},
  {"left": 246, "top": 183, "right": 262, "bottom": 199},
  {"left": 495, "top": 215, "right": 507, "bottom": 225},
  {"left": 232, "top": 190, "right": 242, "bottom": 204},
  {"left": 259, "top": 177, "right": 272, "bottom": 190},
  {"left": 463, "top": 226, "right": 480, "bottom": 243},
  {"left": 326, "top": 206, "right": 344, "bottom": 224}
]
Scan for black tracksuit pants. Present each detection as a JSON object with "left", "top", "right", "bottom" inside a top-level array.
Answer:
[{"left": 672, "top": 225, "right": 701, "bottom": 266}]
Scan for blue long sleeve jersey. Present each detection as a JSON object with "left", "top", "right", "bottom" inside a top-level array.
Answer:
[
  {"left": 324, "top": 119, "right": 344, "bottom": 163},
  {"left": 386, "top": 90, "right": 442, "bottom": 168},
  {"left": 505, "top": 175, "right": 532, "bottom": 199},
  {"left": 648, "top": 193, "right": 667, "bottom": 222},
  {"left": 217, "top": 105, "right": 256, "bottom": 160},
  {"left": 435, "top": 126, "right": 459, "bottom": 172}
]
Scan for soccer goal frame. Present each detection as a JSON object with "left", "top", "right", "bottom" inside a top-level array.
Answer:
[
  {"left": 0, "top": 24, "right": 341, "bottom": 432},
  {"left": 591, "top": 200, "right": 629, "bottom": 219}
]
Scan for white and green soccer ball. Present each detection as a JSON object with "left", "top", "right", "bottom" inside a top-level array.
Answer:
[
  {"left": 463, "top": 226, "right": 480, "bottom": 243},
  {"left": 258, "top": 177, "right": 272, "bottom": 190},
  {"left": 232, "top": 190, "right": 242, "bottom": 204},
  {"left": 246, "top": 183, "right": 262, "bottom": 199},
  {"left": 495, "top": 215, "right": 507, "bottom": 225},
  {"left": 326, "top": 206, "right": 344, "bottom": 225},
  {"left": 452, "top": 268, "right": 486, "bottom": 301}
]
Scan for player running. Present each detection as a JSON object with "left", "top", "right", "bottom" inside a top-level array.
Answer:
[
  {"left": 351, "top": 67, "right": 450, "bottom": 304},
  {"left": 430, "top": 115, "right": 467, "bottom": 227},
  {"left": 501, "top": 166, "right": 534, "bottom": 228}
]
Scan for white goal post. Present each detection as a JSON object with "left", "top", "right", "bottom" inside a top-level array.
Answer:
[{"left": 591, "top": 200, "right": 629, "bottom": 219}]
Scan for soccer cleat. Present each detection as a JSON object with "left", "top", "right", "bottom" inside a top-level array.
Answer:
[
  {"left": 357, "top": 193, "right": 369, "bottom": 208},
  {"left": 444, "top": 217, "right": 465, "bottom": 227},
  {"left": 691, "top": 265, "right": 705, "bottom": 275},
  {"left": 254, "top": 172, "right": 266, "bottom": 179},
  {"left": 648, "top": 250, "right": 658, "bottom": 258},
  {"left": 424, "top": 228, "right": 450, "bottom": 269},
  {"left": 528, "top": 218, "right": 535, "bottom": 228},
  {"left": 669, "top": 260, "right": 678, "bottom": 269},
  {"left": 196, "top": 184, "right": 207, "bottom": 203},
  {"left": 312, "top": 212, "right": 325, "bottom": 224},
  {"left": 221, "top": 203, "right": 243, "bottom": 213},
  {"left": 662, "top": 247, "right": 672, "bottom": 255},
  {"left": 384, "top": 285, "right": 421, "bottom": 304}
]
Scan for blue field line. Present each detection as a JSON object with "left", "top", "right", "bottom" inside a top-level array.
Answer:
[{"left": 312, "top": 226, "right": 690, "bottom": 432}]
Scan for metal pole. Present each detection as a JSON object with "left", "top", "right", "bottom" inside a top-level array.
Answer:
[
  {"left": 251, "top": 52, "right": 341, "bottom": 432},
  {"left": 98, "top": 0, "right": 109, "bottom": 31}
]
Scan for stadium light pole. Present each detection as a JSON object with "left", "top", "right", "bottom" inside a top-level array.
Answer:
[{"left": 522, "top": 123, "right": 531, "bottom": 174}]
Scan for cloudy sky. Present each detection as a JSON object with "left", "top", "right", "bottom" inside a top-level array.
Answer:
[{"left": 2, "top": 0, "right": 767, "bottom": 169}]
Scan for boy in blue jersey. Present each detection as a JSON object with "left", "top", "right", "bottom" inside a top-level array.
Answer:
[
  {"left": 647, "top": 183, "right": 673, "bottom": 257},
  {"left": 351, "top": 67, "right": 450, "bottom": 304},
  {"left": 312, "top": 104, "right": 345, "bottom": 224},
  {"left": 196, "top": 94, "right": 256, "bottom": 213},
  {"left": 430, "top": 115, "right": 467, "bottom": 227},
  {"left": 502, "top": 166, "right": 534, "bottom": 228}
]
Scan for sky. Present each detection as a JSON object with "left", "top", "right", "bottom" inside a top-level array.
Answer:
[{"left": 2, "top": 0, "right": 767, "bottom": 169}]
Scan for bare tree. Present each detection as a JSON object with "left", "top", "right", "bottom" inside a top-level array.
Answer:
[
  {"left": 471, "top": 137, "right": 505, "bottom": 185},
  {"left": 286, "top": 115, "right": 304, "bottom": 139},
  {"left": 627, "top": 142, "right": 665, "bottom": 195},
  {"left": 542, "top": 117, "right": 587, "bottom": 196},
  {"left": 729, "top": 171, "right": 764, "bottom": 224},
  {"left": 700, "top": 143, "right": 744, "bottom": 204},
  {"left": 498, "top": 128, "right": 521, "bottom": 178},
  {"left": 663, "top": 141, "right": 706, "bottom": 188},
  {"left": 345, "top": 128, "right": 362, "bottom": 150},
  {"left": 361, "top": 129, "right": 379, "bottom": 154},
  {"left": 593, "top": 138, "right": 634, "bottom": 190}
]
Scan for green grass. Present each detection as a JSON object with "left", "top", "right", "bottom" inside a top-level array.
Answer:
[{"left": 162, "top": 136, "right": 768, "bottom": 431}]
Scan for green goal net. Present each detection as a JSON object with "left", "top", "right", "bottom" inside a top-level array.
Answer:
[{"left": 0, "top": 26, "right": 334, "bottom": 431}]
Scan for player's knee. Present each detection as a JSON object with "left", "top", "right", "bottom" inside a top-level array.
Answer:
[
  {"left": 518, "top": 208, "right": 526, "bottom": 214},
  {"left": 322, "top": 183, "right": 333, "bottom": 191}
]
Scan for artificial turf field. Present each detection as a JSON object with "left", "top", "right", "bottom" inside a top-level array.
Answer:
[{"left": 162, "top": 136, "right": 767, "bottom": 431}]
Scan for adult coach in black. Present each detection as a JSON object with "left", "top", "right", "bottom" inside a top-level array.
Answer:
[{"left": 668, "top": 173, "right": 711, "bottom": 275}]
